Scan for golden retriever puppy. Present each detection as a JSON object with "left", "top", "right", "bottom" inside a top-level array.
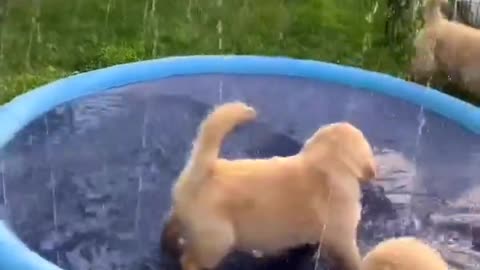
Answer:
[
  {"left": 162, "top": 101, "right": 377, "bottom": 270},
  {"left": 361, "top": 237, "right": 448, "bottom": 270},
  {"left": 411, "top": 0, "right": 480, "bottom": 97}
]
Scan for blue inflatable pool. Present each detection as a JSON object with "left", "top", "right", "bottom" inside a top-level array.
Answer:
[{"left": 0, "top": 55, "right": 479, "bottom": 270}]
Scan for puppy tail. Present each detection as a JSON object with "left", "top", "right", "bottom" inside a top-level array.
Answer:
[
  {"left": 186, "top": 102, "right": 257, "bottom": 176},
  {"left": 423, "top": 0, "right": 448, "bottom": 24}
]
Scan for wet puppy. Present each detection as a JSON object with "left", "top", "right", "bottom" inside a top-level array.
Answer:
[
  {"left": 411, "top": 0, "right": 480, "bottom": 97},
  {"left": 162, "top": 101, "right": 377, "bottom": 270},
  {"left": 361, "top": 237, "right": 448, "bottom": 270}
]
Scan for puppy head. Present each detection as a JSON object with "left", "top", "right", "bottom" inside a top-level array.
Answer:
[
  {"left": 361, "top": 237, "right": 448, "bottom": 270},
  {"left": 301, "top": 122, "right": 376, "bottom": 182}
]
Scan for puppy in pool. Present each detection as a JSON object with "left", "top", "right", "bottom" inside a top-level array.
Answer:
[
  {"left": 162, "top": 101, "right": 377, "bottom": 270},
  {"left": 411, "top": 0, "right": 480, "bottom": 97},
  {"left": 361, "top": 237, "right": 448, "bottom": 270}
]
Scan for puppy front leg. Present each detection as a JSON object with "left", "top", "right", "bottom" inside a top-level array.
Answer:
[{"left": 322, "top": 231, "right": 361, "bottom": 270}]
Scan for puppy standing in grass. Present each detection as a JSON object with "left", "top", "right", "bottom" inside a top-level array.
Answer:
[
  {"left": 361, "top": 237, "right": 449, "bottom": 270},
  {"left": 411, "top": 0, "right": 480, "bottom": 97},
  {"left": 162, "top": 102, "right": 377, "bottom": 270}
]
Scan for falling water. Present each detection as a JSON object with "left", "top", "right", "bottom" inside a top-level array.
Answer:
[
  {"left": 218, "top": 80, "right": 224, "bottom": 102},
  {"left": 105, "top": 0, "right": 113, "bottom": 28},
  {"left": 44, "top": 116, "right": 60, "bottom": 264},
  {"left": 141, "top": 108, "right": 148, "bottom": 149},
  {"left": 217, "top": 13, "right": 223, "bottom": 50},
  {"left": 143, "top": 0, "right": 158, "bottom": 57},
  {"left": 25, "top": 19, "right": 35, "bottom": 69},
  {"left": 0, "top": 3, "right": 4, "bottom": 62},
  {"left": 1, "top": 160, "right": 6, "bottom": 207},
  {"left": 186, "top": 0, "right": 193, "bottom": 21},
  {"left": 142, "top": 0, "right": 149, "bottom": 28},
  {"left": 25, "top": 0, "right": 42, "bottom": 69},
  {"left": 414, "top": 107, "right": 426, "bottom": 159},
  {"left": 134, "top": 172, "right": 143, "bottom": 235},
  {"left": 50, "top": 170, "right": 58, "bottom": 230},
  {"left": 134, "top": 110, "right": 148, "bottom": 234},
  {"left": 217, "top": 0, "right": 224, "bottom": 102},
  {"left": 151, "top": 0, "right": 158, "bottom": 57},
  {"left": 403, "top": 106, "right": 426, "bottom": 233}
]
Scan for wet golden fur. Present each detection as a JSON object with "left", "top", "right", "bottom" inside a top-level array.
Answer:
[
  {"left": 411, "top": 0, "right": 480, "bottom": 97},
  {"left": 361, "top": 237, "right": 448, "bottom": 270},
  {"left": 162, "top": 101, "right": 377, "bottom": 270}
]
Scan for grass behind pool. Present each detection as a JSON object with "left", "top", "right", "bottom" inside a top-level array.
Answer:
[{"left": 0, "top": 0, "right": 416, "bottom": 105}]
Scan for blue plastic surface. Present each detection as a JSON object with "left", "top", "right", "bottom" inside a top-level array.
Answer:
[{"left": 0, "top": 221, "right": 61, "bottom": 270}]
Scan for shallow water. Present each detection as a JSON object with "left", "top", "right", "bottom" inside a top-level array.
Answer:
[{"left": 0, "top": 75, "right": 479, "bottom": 269}]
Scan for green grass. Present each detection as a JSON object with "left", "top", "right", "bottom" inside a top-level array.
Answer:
[{"left": 0, "top": 0, "right": 443, "bottom": 104}]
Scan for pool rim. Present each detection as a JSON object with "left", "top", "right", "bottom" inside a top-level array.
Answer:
[{"left": 1, "top": 56, "right": 479, "bottom": 151}]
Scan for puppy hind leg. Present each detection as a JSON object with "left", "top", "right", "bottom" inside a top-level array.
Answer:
[{"left": 185, "top": 217, "right": 235, "bottom": 270}]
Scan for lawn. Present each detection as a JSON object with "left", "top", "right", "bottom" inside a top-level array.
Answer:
[{"left": 0, "top": 0, "right": 430, "bottom": 104}]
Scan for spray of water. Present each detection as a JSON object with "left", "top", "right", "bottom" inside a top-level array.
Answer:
[
  {"left": 151, "top": 0, "right": 158, "bottom": 57},
  {"left": 105, "top": 0, "right": 113, "bottom": 29},
  {"left": 313, "top": 183, "right": 332, "bottom": 270},
  {"left": 1, "top": 160, "right": 6, "bottom": 207},
  {"left": 44, "top": 116, "right": 60, "bottom": 264},
  {"left": 217, "top": 0, "right": 224, "bottom": 102},
  {"left": 0, "top": 0, "right": 6, "bottom": 62},
  {"left": 187, "top": 0, "right": 193, "bottom": 21},
  {"left": 217, "top": 1, "right": 223, "bottom": 51},
  {"left": 135, "top": 109, "right": 148, "bottom": 235},
  {"left": 141, "top": 108, "right": 148, "bottom": 149},
  {"left": 402, "top": 105, "right": 426, "bottom": 233},
  {"left": 134, "top": 172, "right": 143, "bottom": 235},
  {"left": 143, "top": 0, "right": 158, "bottom": 57},
  {"left": 25, "top": 3, "right": 42, "bottom": 69}
]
